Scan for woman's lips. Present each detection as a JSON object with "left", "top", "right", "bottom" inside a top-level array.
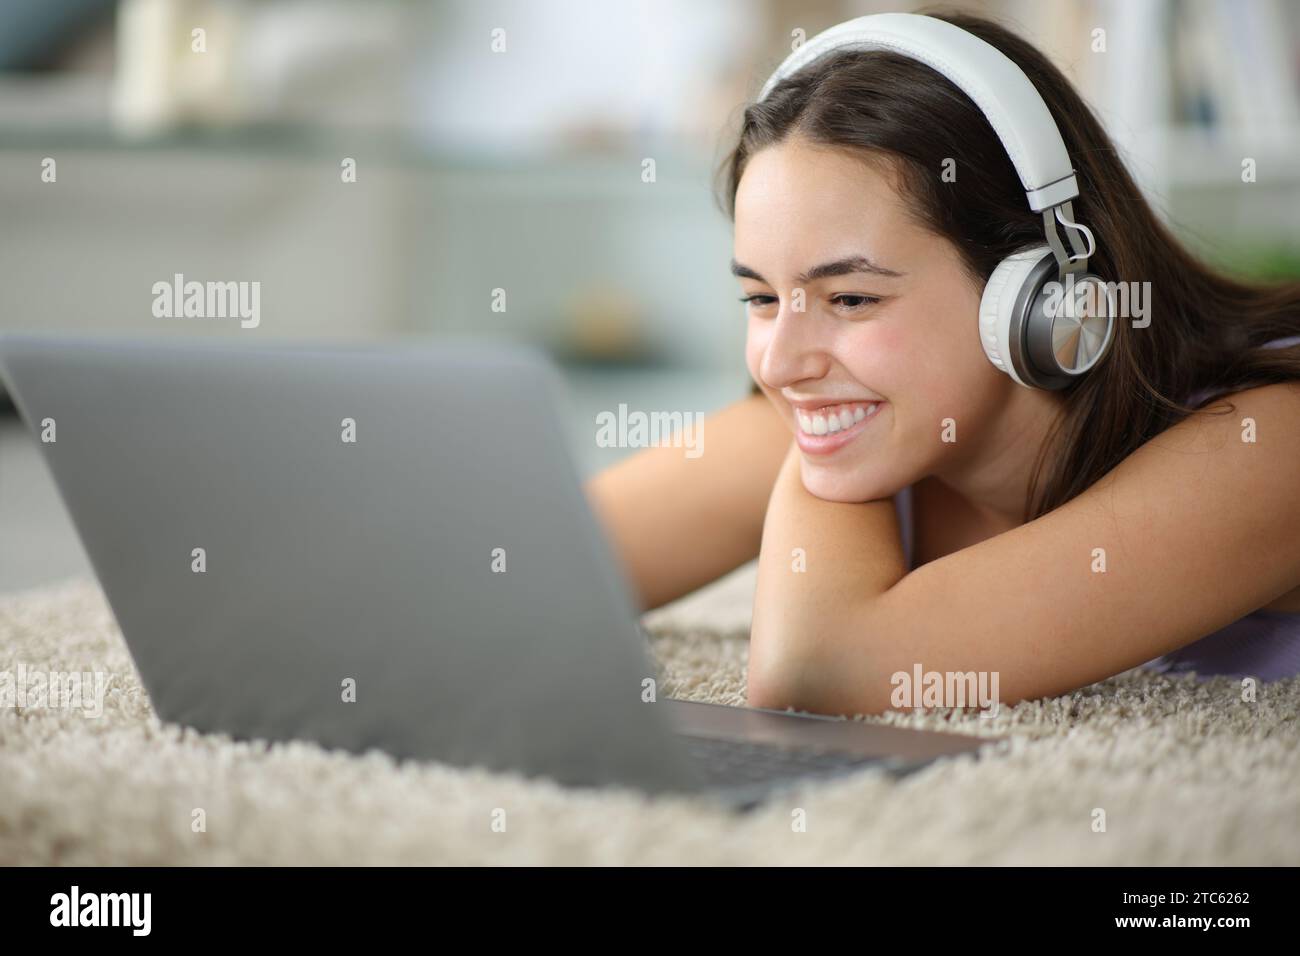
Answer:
[{"left": 792, "top": 400, "right": 885, "bottom": 456}]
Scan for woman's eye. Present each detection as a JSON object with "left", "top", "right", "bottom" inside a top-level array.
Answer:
[
  {"left": 738, "top": 293, "right": 880, "bottom": 313},
  {"left": 832, "top": 294, "right": 881, "bottom": 311}
]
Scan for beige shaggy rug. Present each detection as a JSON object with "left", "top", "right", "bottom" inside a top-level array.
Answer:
[{"left": 1, "top": 566, "right": 1297, "bottom": 865}]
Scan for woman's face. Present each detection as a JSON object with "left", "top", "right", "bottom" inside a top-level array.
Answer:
[{"left": 733, "top": 135, "right": 1017, "bottom": 503}]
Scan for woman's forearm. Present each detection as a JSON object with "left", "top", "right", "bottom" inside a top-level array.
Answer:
[
  {"left": 747, "top": 442, "right": 908, "bottom": 710},
  {"left": 584, "top": 392, "right": 792, "bottom": 611}
]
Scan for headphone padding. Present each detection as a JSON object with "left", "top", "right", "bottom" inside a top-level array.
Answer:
[{"left": 978, "top": 245, "right": 1052, "bottom": 388}]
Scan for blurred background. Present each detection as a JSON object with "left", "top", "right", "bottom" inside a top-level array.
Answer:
[{"left": 2, "top": 0, "right": 1299, "bottom": 592}]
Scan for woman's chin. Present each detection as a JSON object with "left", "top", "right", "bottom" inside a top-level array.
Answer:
[{"left": 797, "top": 465, "right": 893, "bottom": 504}]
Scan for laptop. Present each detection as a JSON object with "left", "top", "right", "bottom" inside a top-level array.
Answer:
[{"left": 0, "top": 333, "right": 993, "bottom": 809}]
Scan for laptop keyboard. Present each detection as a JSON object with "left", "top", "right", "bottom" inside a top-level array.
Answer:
[{"left": 679, "top": 734, "right": 887, "bottom": 787}]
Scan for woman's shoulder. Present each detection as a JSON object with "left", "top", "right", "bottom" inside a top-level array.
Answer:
[
  {"left": 1184, "top": 379, "right": 1300, "bottom": 420},
  {"left": 1130, "top": 376, "right": 1300, "bottom": 615}
]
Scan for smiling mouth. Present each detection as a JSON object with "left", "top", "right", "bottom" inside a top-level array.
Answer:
[{"left": 794, "top": 401, "right": 883, "bottom": 436}]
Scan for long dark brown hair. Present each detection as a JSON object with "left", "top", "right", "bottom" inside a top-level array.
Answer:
[{"left": 719, "top": 9, "right": 1300, "bottom": 521}]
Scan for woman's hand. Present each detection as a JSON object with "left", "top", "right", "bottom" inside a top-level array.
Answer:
[{"left": 747, "top": 441, "right": 908, "bottom": 712}]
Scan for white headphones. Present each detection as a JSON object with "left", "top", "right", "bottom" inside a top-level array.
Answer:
[{"left": 758, "top": 13, "right": 1115, "bottom": 390}]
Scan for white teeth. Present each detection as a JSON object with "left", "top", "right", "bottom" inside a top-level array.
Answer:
[{"left": 794, "top": 401, "right": 882, "bottom": 436}]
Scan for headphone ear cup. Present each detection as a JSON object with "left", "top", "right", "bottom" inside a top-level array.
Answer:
[{"left": 978, "top": 246, "right": 1054, "bottom": 388}]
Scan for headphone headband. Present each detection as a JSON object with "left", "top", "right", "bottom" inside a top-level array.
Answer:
[{"left": 758, "top": 13, "right": 1078, "bottom": 213}]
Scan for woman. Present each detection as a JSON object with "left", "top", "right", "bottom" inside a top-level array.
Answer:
[{"left": 586, "top": 11, "right": 1300, "bottom": 716}]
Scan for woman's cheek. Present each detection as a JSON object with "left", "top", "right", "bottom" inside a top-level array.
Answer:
[
  {"left": 836, "top": 324, "right": 904, "bottom": 383},
  {"left": 744, "top": 322, "right": 770, "bottom": 383}
]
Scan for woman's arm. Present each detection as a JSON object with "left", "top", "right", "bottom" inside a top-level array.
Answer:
[
  {"left": 748, "top": 382, "right": 1300, "bottom": 716},
  {"left": 748, "top": 439, "right": 906, "bottom": 704},
  {"left": 583, "top": 391, "right": 792, "bottom": 611}
]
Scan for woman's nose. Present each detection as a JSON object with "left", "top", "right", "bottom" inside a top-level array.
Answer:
[{"left": 759, "top": 304, "right": 828, "bottom": 388}]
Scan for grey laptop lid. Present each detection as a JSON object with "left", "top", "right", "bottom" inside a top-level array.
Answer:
[{"left": 0, "top": 334, "right": 703, "bottom": 795}]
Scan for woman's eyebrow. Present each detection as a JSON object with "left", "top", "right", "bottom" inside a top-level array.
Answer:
[{"left": 729, "top": 255, "right": 905, "bottom": 284}]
